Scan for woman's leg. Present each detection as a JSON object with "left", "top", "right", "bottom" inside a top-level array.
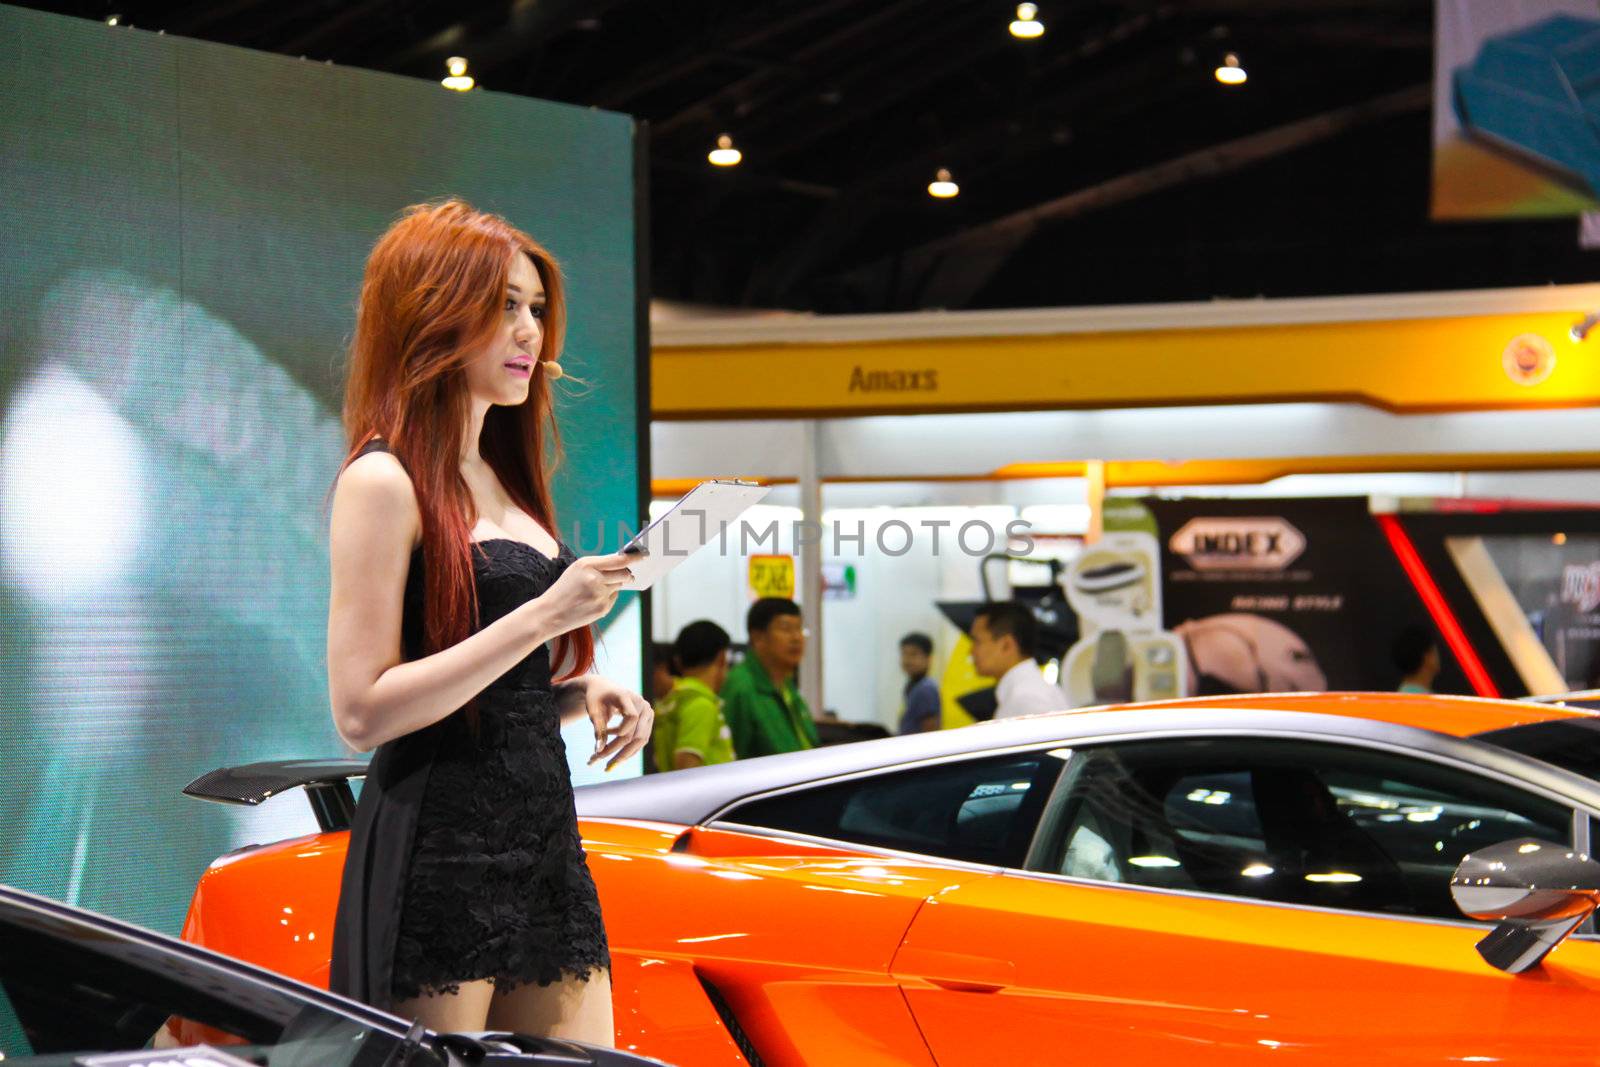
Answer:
[
  {"left": 392, "top": 979, "right": 496, "bottom": 1034},
  {"left": 486, "top": 969, "right": 615, "bottom": 1047}
]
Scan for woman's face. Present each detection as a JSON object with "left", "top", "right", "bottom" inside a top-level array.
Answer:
[{"left": 464, "top": 250, "right": 545, "bottom": 408}]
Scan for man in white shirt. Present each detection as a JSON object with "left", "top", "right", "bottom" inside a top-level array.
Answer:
[{"left": 970, "top": 601, "right": 1063, "bottom": 720}]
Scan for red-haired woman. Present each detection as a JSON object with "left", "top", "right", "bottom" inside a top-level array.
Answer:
[{"left": 326, "top": 199, "right": 651, "bottom": 1044}]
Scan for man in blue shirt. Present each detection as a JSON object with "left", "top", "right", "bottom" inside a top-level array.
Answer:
[{"left": 897, "top": 632, "right": 942, "bottom": 734}]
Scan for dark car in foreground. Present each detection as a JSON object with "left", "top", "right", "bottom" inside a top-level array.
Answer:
[{"left": 0, "top": 882, "right": 661, "bottom": 1066}]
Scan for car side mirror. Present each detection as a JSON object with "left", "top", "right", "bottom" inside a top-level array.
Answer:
[{"left": 1451, "top": 837, "right": 1600, "bottom": 974}]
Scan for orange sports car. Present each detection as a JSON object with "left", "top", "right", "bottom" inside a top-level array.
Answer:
[{"left": 177, "top": 692, "right": 1600, "bottom": 1066}]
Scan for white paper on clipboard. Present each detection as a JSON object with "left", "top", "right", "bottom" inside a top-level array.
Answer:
[{"left": 621, "top": 480, "right": 770, "bottom": 591}]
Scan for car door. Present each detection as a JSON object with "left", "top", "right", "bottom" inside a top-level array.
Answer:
[
  {"left": 890, "top": 735, "right": 1600, "bottom": 1067},
  {"left": 679, "top": 748, "right": 1063, "bottom": 1066}
]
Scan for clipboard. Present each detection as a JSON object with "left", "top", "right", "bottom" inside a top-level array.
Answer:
[{"left": 621, "top": 479, "right": 770, "bottom": 591}]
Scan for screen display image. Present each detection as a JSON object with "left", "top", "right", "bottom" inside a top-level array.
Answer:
[
  {"left": 0, "top": 5, "right": 641, "bottom": 934},
  {"left": 1433, "top": 0, "right": 1600, "bottom": 218}
]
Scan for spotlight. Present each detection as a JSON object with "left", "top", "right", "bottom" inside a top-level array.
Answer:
[
  {"left": 1010, "top": 3, "right": 1044, "bottom": 39},
  {"left": 105, "top": 13, "right": 120, "bottom": 25},
  {"left": 1502, "top": 333, "right": 1556, "bottom": 386},
  {"left": 928, "top": 168, "right": 959, "bottom": 198},
  {"left": 1215, "top": 52, "right": 1247, "bottom": 85},
  {"left": 1570, "top": 311, "right": 1600, "bottom": 342},
  {"left": 708, "top": 133, "right": 742, "bottom": 167},
  {"left": 441, "top": 57, "right": 474, "bottom": 92}
]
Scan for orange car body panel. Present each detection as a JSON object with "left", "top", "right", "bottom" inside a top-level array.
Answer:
[
  {"left": 1095, "top": 690, "right": 1589, "bottom": 738},
  {"left": 173, "top": 694, "right": 1600, "bottom": 1064},
  {"left": 893, "top": 870, "right": 1600, "bottom": 1066},
  {"left": 180, "top": 831, "right": 346, "bottom": 989}
]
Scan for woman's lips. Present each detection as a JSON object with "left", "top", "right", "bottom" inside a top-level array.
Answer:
[{"left": 504, "top": 359, "right": 531, "bottom": 379}]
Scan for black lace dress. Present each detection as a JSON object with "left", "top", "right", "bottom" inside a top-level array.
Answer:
[{"left": 330, "top": 508, "right": 610, "bottom": 1009}]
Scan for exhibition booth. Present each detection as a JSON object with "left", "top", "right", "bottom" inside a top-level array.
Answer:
[{"left": 648, "top": 286, "right": 1600, "bottom": 729}]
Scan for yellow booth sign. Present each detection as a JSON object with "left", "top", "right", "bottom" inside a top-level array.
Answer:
[
  {"left": 748, "top": 554, "right": 795, "bottom": 599},
  {"left": 653, "top": 287, "right": 1600, "bottom": 420}
]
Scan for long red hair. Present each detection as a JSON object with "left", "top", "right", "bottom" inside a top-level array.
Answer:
[{"left": 341, "top": 198, "right": 595, "bottom": 694}]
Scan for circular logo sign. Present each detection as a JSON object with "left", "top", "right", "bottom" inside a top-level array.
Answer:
[{"left": 1503, "top": 333, "right": 1556, "bottom": 386}]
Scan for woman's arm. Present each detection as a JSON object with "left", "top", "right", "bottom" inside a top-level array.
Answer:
[
  {"left": 554, "top": 677, "right": 590, "bottom": 723},
  {"left": 554, "top": 673, "right": 656, "bottom": 770},
  {"left": 326, "top": 453, "right": 624, "bottom": 752}
]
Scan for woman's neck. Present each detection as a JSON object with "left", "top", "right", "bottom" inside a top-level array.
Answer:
[{"left": 461, "top": 397, "right": 490, "bottom": 465}]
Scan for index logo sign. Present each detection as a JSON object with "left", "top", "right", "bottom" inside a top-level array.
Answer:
[
  {"left": 1169, "top": 517, "right": 1307, "bottom": 571},
  {"left": 1563, "top": 562, "right": 1600, "bottom": 614}
]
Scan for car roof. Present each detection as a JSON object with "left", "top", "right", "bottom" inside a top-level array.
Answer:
[
  {"left": 0, "top": 883, "right": 659, "bottom": 1064},
  {"left": 0, "top": 883, "right": 404, "bottom": 1033},
  {"left": 1526, "top": 689, "right": 1600, "bottom": 709},
  {"left": 576, "top": 696, "right": 1600, "bottom": 828}
]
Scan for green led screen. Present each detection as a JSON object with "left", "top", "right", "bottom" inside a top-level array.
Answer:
[{"left": 0, "top": 4, "right": 642, "bottom": 934}]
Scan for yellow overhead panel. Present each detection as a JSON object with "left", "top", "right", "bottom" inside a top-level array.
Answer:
[{"left": 654, "top": 307, "right": 1600, "bottom": 418}]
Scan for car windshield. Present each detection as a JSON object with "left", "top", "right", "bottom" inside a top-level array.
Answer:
[
  {"left": 1476, "top": 717, "right": 1600, "bottom": 782},
  {"left": 0, "top": 893, "right": 428, "bottom": 1067}
]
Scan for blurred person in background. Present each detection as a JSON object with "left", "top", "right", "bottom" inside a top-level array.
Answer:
[
  {"left": 654, "top": 621, "right": 735, "bottom": 772},
  {"left": 649, "top": 641, "right": 676, "bottom": 702},
  {"left": 722, "top": 597, "right": 817, "bottom": 757},
  {"left": 1393, "top": 624, "right": 1441, "bottom": 694},
  {"left": 897, "top": 632, "right": 942, "bottom": 734},
  {"left": 971, "top": 601, "right": 1061, "bottom": 720}
]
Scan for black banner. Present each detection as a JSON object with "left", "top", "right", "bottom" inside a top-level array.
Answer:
[{"left": 1141, "top": 497, "right": 1461, "bottom": 694}]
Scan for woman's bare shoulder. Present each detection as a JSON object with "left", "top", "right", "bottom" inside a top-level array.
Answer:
[{"left": 333, "top": 450, "right": 420, "bottom": 543}]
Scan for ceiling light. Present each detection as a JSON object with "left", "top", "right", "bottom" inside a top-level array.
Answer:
[
  {"left": 928, "top": 168, "right": 959, "bottom": 198},
  {"left": 1215, "top": 53, "right": 1247, "bottom": 85},
  {"left": 441, "top": 57, "right": 474, "bottom": 92},
  {"left": 1010, "top": 3, "right": 1044, "bottom": 39},
  {"left": 708, "top": 133, "right": 742, "bottom": 167}
]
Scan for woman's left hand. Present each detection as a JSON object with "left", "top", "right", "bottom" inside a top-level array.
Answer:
[{"left": 581, "top": 676, "right": 655, "bottom": 771}]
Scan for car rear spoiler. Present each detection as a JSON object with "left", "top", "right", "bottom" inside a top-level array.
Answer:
[{"left": 183, "top": 759, "right": 367, "bottom": 832}]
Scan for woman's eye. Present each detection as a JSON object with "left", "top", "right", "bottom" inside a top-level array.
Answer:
[
  {"left": 530, "top": 306, "right": 545, "bottom": 319},
  {"left": 505, "top": 298, "right": 517, "bottom": 311}
]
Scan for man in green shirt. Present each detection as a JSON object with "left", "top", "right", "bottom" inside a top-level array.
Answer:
[
  {"left": 721, "top": 598, "right": 818, "bottom": 758},
  {"left": 654, "top": 621, "right": 736, "bottom": 772}
]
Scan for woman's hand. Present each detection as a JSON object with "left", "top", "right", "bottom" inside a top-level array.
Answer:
[
  {"left": 540, "top": 551, "right": 638, "bottom": 632},
  {"left": 580, "top": 676, "right": 655, "bottom": 771}
]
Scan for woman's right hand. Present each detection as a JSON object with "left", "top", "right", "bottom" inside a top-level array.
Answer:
[{"left": 540, "top": 551, "right": 639, "bottom": 631}]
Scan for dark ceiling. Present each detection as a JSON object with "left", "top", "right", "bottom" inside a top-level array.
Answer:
[{"left": 17, "top": 0, "right": 1600, "bottom": 312}]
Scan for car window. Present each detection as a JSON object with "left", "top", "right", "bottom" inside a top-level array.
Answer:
[
  {"left": 1029, "top": 738, "right": 1571, "bottom": 920},
  {"left": 0, "top": 903, "right": 424, "bottom": 1067},
  {"left": 724, "top": 752, "right": 1062, "bottom": 867}
]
